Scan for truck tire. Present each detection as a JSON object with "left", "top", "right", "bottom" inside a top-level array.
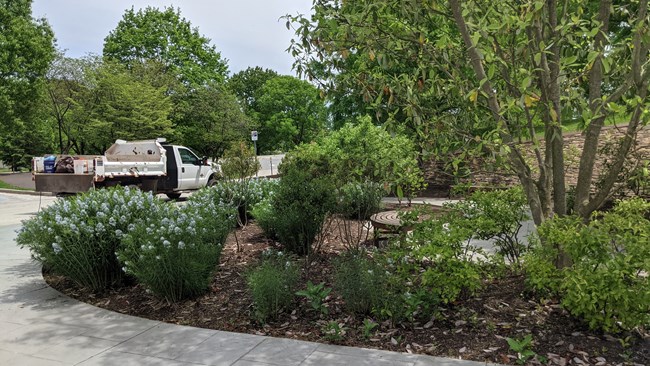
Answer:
[
  {"left": 207, "top": 176, "right": 219, "bottom": 187},
  {"left": 166, "top": 192, "right": 182, "bottom": 200}
]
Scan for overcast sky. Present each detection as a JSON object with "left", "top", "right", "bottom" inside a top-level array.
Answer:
[{"left": 31, "top": 0, "right": 313, "bottom": 76}]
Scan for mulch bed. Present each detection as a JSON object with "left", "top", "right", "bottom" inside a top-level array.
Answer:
[{"left": 45, "top": 213, "right": 648, "bottom": 366}]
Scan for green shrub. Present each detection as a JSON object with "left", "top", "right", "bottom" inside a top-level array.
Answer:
[
  {"left": 250, "top": 198, "right": 276, "bottom": 239},
  {"left": 117, "top": 199, "right": 235, "bottom": 302},
  {"left": 524, "top": 216, "right": 580, "bottom": 295},
  {"left": 450, "top": 187, "right": 530, "bottom": 264},
  {"left": 336, "top": 181, "right": 384, "bottom": 220},
  {"left": 247, "top": 251, "right": 299, "bottom": 322},
  {"left": 270, "top": 169, "right": 336, "bottom": 255},
  {"left": 333, "top": 253, "right": 387, "bottom": 315},
  {"left": 407, "top": 216, "right": 485, "bottom": 304},
  {"left": 323, "top": 118, "right": 425, "bottom": 197},
  {"left": 280, "top": 117, "right": 425, "bottom": 199},
  {"left": 16, "top": 187, "right": 164, "bottom": 291},
  {"left": 525, "top": 198, "right": 650, "bottom": 332},
  {"left": 220, "top": 141, "right": 261, "bottom": 179}
]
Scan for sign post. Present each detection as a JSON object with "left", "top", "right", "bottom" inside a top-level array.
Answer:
[
  {"left": 251, "top": 130, "right": 258, "bottom": 155},
  {"left": 251, "top": 131, "right": 258, "bottom": 177}
]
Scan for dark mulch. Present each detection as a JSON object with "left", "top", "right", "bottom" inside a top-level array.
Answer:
[{"left": 45, "top": 217, "right": 648, "bottom": 366}]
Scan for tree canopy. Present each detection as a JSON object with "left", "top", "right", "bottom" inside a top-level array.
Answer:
[
  {"left": 103, "top": 6, "right": 228, "bottom": 87},
  {"left": 0, "top": 0, "right": 55, "bottom": 169},
  {"left": 289, "top": 0, "right": 650, "bottom": 224},
  {"left": 254, "top": 75, "right": 328, "bottom": 153},
  {"left": 175, "top": 83, "right": 250, "bottom": 160},
  {"left": 86, "top": 61, "right": 175, "bottom": 152},
  {"left": 228, "top": 66, "right": 279, "bottom": 113}
]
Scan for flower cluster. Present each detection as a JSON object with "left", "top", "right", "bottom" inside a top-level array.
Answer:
[
  {"left": 188, "top": 179, "right": 278, "bottom": 224},
  {"left": 117, "top": 198, "right": 236, "bottom": 302},
  {"left": 17, "top": 187, "right": 166, "bottom": 291}
]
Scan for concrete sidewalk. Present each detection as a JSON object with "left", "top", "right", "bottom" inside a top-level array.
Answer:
[{"left": 0, "top": 193, "right": 494, "bottom": 366}]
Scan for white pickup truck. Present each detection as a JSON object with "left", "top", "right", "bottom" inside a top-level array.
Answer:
[{"left": 32, "top": 139, "right": 220, "bottom": 198}]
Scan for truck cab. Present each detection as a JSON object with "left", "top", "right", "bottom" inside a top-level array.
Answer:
[{"left": 156, "top": 144, "right": 219, "bottom": 198}]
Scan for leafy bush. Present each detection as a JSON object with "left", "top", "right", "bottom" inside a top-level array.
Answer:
[
  {"left": 117, "top": 198, "right": 235, "bottom": 302},
  {"left": 220, "top": 141, "right": 261, "bottom": 179},
  {"left": 405, "top": 216, "right": 485, "bottom": 305},
  {"left": 334, "top": 253, "right": 387, "bottom": 315},
  {"left": 269, "top": 169, "right": 336, "bottom": 255},
  {"left": 525, "top": 198, "right": 650, "bottom": 332},
  {"left": 250, "top": 198, "right": 276, "bottom": 239},
  {"left": 189, "top": 179, "right": 277, "bottom": 225},
  {"left": 17, "top": 187, "right": 164, "bottom": 291},
  {"left": 336, "top": 181, "right": 384, "bottom": 220},
  {"left": 247, "top": 250, "right": 299, "bottom": 322},
  {"left": 323, "top": 118, "right": 425, "bottom": 197},
  {"left": 280, "top": 117, "right": 425, "bottom": 198},
  {"left": 450, "top": 187, "right": 530, "bottom": 264}
]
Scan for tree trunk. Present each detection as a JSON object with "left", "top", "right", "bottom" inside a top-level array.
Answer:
[
  {"left": 574, "top": 0, "right": 612, "bottom": 217},
  {"left": 449, "top": 0, "right": 545, "bottom": 224}
]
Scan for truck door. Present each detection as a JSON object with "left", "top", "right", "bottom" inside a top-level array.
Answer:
[{"left": 177, "top": 147, "right": 204, "bottom": 190}]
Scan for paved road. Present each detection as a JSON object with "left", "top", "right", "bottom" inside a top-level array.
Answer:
[
  {"left": 0, "top": 192, "right": 495, "bottom": 366},
  {"left": 256, "top": 154, "right": 284, "bottom": 177},
  {"left": 0, "top": 172, "right": 34, "bottom": 190}
]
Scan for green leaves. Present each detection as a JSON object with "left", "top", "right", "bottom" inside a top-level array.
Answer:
[
  {"left": 529, "top": 198, "right": 650, "bottom": 332},
  {"left": 85, "top": 61, "right": 174, "bottom": 150},
  {"left": 296, "top": 281, "right": 332, "bottom": 316},
  {"left": 506, "top": 334, "right": 538, "bottom": 364},
  {"left": 0, "top": 0, "right": 55, "bottom": 167},
  {"left": 254, "top": 75, "right": 328, "bottom": 153},
  {"left": 103, "top": 6, "right": 227, "bottom": 88}
]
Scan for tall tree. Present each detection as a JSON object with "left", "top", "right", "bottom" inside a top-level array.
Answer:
[
  {"left": 255, "top": 75, "right": 328, "bottom": 153},
  {"left": 176, "top": 83, "right": 250, "bottom": 160},
  {"left": 0, "top": 0, "right": 55, "bottom": 169},
  {"left": 85, "top": 61, "right": 174, "bottom": 152},
  {"left": 228, "top": 66, "right": 278, "bottom": 113},
  {"left": 289, "top": 0, "right": 650, "bottom": 226},
  {"left": 103, "top": 6, "right": 228, "bottom": 88},
  {"left": 45, "top": 52, "right": 98, "bottom": 154}
]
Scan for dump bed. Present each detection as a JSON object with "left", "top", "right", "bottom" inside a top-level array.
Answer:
[
  {"left": 33, "top": 139, "right": 168, "bottom": 193},
  {"left": 98, "top": 139, "right": 167, "bottom": 178}
]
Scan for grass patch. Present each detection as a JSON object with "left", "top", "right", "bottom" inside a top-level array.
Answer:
[{"left": 0, "top": 180, "right": 31, "bottom": 191}]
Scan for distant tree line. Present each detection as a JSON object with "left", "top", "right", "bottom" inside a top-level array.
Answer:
[{"left": 1, "top": 2, "right": 328, "bottom": 170}]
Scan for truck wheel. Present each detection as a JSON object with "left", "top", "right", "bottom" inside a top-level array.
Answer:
[
  {"left": 207, "top": 177, "right": 219, "bottom": 187},
  {"left": 166, "top": 193, "right": 182, "bottom": 200}
]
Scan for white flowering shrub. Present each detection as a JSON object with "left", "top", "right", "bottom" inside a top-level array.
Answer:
[
  {"left": 117, "top": 198, "right": 236, "bottom": 302},
  {"left": 189, "top": 179, "right": 278, "bottom": 225},
  {"left": 17, "top": 187, "right": 165, "bottom": 291}
]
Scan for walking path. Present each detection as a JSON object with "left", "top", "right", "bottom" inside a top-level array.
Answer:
[{"left": 0, "top": 192, "right": 494, "bottom": 366}]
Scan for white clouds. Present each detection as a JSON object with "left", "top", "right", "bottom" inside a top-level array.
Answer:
[{"left": 32, "top": 0, "right": 312, "bottom": 75}]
